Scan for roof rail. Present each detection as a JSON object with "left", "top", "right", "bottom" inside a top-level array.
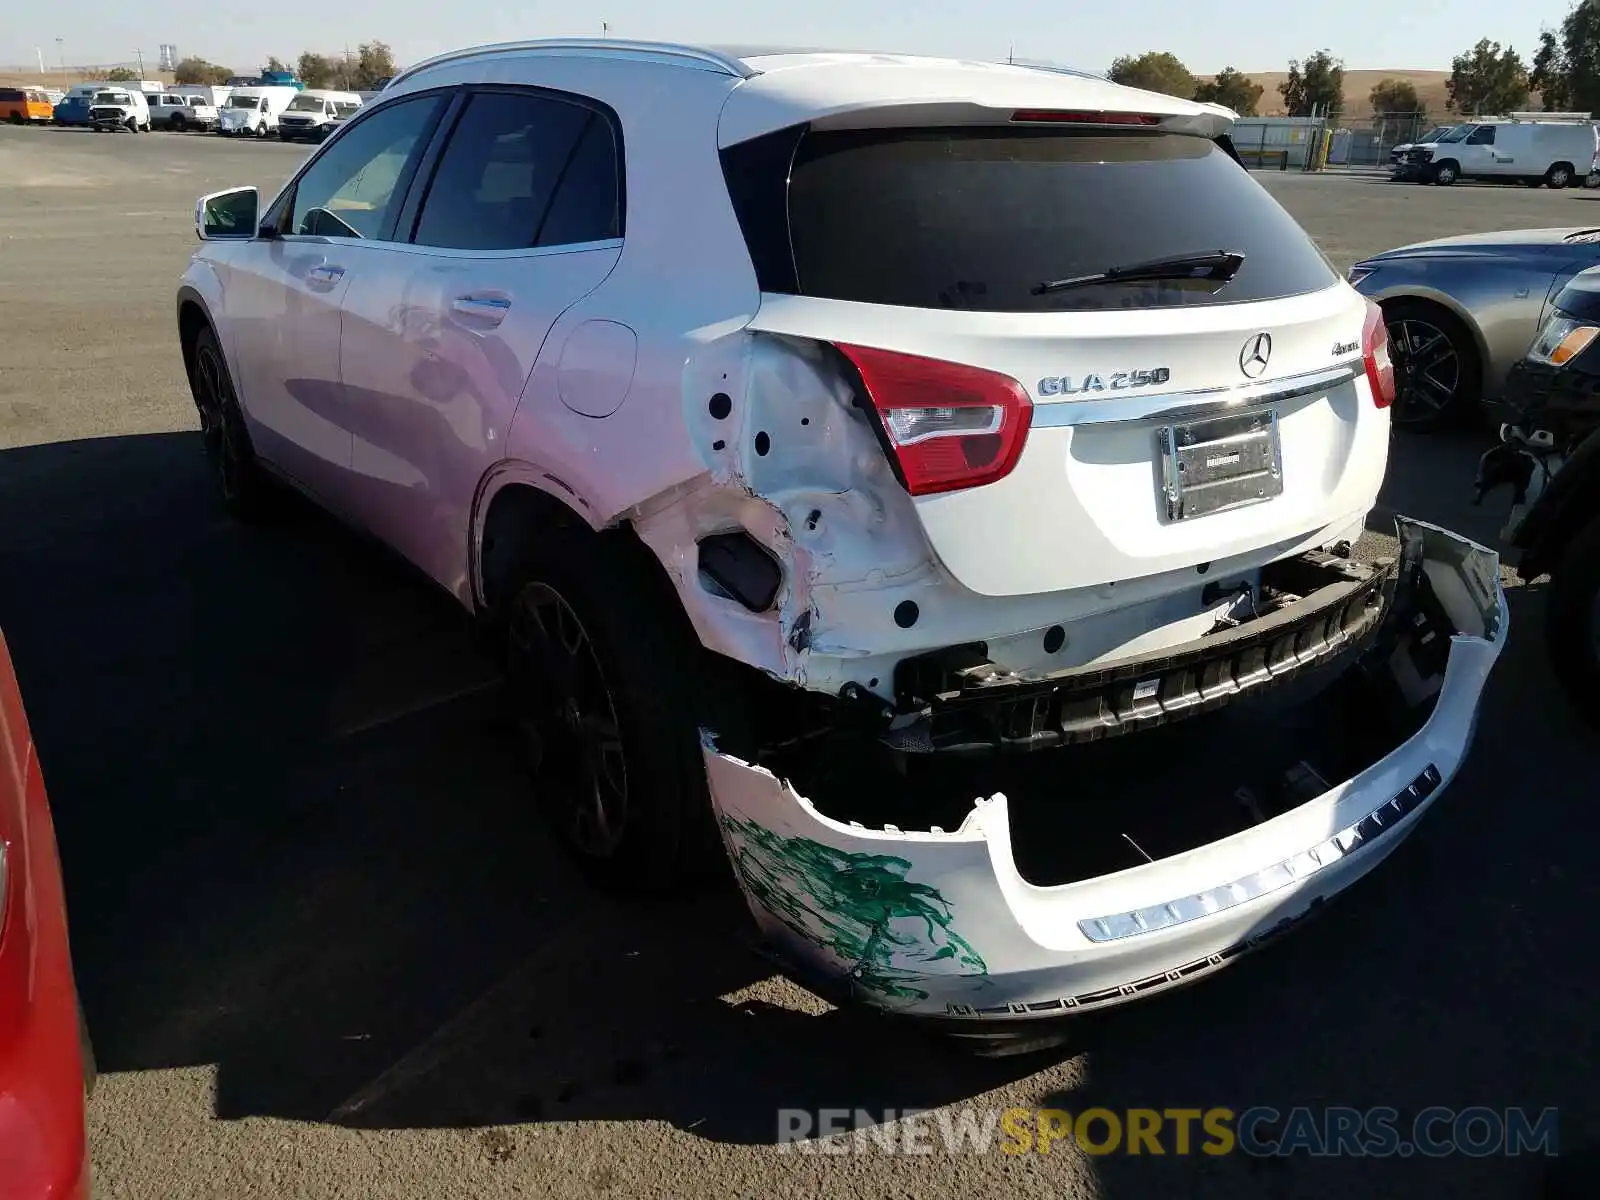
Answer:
[
  {"left": 1506, "top": 111, "right": 1595, "bottom": 121},
  {"left": 387, "top": 39, "right": 758, "bottom": 90},
  {"left": 1005, "top": 58, "right": 1110, "bottom": 82}
]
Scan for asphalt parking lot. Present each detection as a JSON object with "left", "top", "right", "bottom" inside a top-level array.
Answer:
[{"left": 1, "top": 125, "right": 1597, "bottom": 1199}]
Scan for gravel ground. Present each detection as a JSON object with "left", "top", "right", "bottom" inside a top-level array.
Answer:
[{"left": 0, "top": 125, "right": 1595, "bottom": 1200}]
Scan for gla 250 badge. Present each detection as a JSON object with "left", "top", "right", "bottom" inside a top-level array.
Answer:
[{"left": 1037, "top": 368, "right": 1172, "bottom": 396}]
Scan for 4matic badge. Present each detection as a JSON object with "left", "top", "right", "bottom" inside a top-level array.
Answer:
[{"left": 1037, "top": 368, "right": 1172, "bottom": 396}]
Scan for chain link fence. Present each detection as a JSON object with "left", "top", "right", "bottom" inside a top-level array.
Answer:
[
  {"left": 1327, "top": 112, "right": 1440, "bottom": 168},
  {"left": 1228, "top": 112, "right": 1448, "bottom": 172},
  {"left": 1228, "top": 118, "right": 1332, "bottom": 170}
]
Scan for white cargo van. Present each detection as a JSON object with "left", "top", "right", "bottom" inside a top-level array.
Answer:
[
  {"left": 1406, "top": 113, "right": 1600, "bottom": 187},
  {"left": 215, "top": 85, "right": 298, "bottom": 137},
  {"left": 170, "top": 84, "right": 231, "bottom": 108},
  {"left": 87, "top": 87, "right": 151, "bottom": 132},
  {"left": 273, "top": 89, "right": 362, "bottom": 142}
]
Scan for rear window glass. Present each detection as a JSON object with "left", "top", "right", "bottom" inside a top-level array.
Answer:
[{"left": 722, "top": 125, "right": 1338, "bottom": 312}]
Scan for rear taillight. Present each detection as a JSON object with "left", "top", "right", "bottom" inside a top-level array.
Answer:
[
  {"left": 1362, "top": 300, "right": 1396, "bottom": 408},
  {"left": 833, "top": 344, "right": 1033, "bottom": 496}
]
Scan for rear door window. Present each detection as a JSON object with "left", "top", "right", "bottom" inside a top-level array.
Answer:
[
  {"left": 409, "top": 89, "right": 621, "bottom": 251},
  {"left": 723, "top": 125, "right": 1339, "bottom": 312}
]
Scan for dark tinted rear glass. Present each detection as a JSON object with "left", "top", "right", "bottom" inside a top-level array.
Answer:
[{"left": 723, "top": 125, "right": 1337, "bottom": 312}]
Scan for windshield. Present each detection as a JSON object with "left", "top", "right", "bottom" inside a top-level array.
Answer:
[
  {"left": 723, "top": 125, "right": 1337, "bottom": 312},
  {"left": 1436, "top": 126, "right": 1472, "bottom": 143},
  {"left": 93, "top": 92, "right": 128, "bottom": 105},
  {"left": 335, "top": 102, "right": 361, "bottom": 117},
  {"left": 228, "top": 95, "right": 260, "bottom": 109},
  {"left": 288, "top": 95, "right": 325, "bottom": 113}
]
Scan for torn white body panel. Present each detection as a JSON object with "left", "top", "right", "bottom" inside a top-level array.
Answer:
[
  {"left": 703, "top": 519, "right": 1507, "bottom": 1021},
  {"left": 633, "top": 330, "right": 1379, "bottom": 701}
]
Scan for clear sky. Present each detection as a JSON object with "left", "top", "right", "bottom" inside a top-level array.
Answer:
[{"left": 6, "top": 1, "right": 1579, "bottom": 76}]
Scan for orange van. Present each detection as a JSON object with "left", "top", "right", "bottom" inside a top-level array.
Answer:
[{"left": 0, "top": 87, "right": 54, "bottom": 124}]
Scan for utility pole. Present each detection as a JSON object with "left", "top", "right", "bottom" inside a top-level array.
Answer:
[
  {"left": 602, "top": 21, "right": 610, "bottom": 37},
  {"left": 55, "top": 37, "right": 64, "bottom": 73},
  {"left": 1007, "top": 43, "right": 1014, "bottom": 65},
  {"left": 135, "top": 48, "right": 145, "bottom": 76}
]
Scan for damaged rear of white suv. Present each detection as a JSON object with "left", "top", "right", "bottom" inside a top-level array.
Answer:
[{"left": 176, "top": 43, "right": 1507, "bottom": 1045}]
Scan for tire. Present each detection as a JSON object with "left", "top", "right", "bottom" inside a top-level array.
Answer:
[
  {"left": 170, "top": 113, "right": 185, "bottom": 132},
  {"left": 1546, "top": 515, "right": 1600, "bottom": 731},
  {"left": 1383, "top": 299, "right": 1482, "bottom": 432},
  {"left": 1546, "top": 162, "right": 1576, "bottom": 189},
  {"left": 125, "top": 118, "right": 137, "bottom": 133},
  {"left": 501, "top": 526, "right": 725, "bottom": 893},
  {"left": 1432, "top": 159, "right": 1459, "bottom": 185},
  {"left": 254, "top": 123, "right": 268, "bottom": 139},
  {"left": 187, "top": 325, "right": 273, "bottom": 518},
  {"left": 8, "top": 112, "right": 23, "bottom": 125}
]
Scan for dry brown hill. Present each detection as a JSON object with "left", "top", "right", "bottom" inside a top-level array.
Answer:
[
  {"left": 1244, "top": 68, "right": 1452, "bottom": 119},
  {"left": 0, "top": 69, "right": 176, "bottom": 90}
]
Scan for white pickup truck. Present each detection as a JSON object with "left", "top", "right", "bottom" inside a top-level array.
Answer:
[
  {"left": 149, "top": 91, "right": 219, "bottom": 132},
  {"left": 274, "top": 89, "right": 362, "bottom": 142}
]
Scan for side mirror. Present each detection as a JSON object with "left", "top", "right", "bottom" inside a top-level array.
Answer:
[{"left": 195, "top": 186, "right": 259, "bottom": 241}]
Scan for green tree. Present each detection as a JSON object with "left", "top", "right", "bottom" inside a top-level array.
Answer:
[
  {"left": 1447, "top": 39, "right": 1530, "bottom": 115},
  {"left": 264, "top": 55, "right": 290, "bottom": 75},
  {"left": 1106, "top": 51, "right": 1195, "bottom": 99},
  {"left": 1280, "top": 50, "right": 1345, "bottom": 117},
  {"left": 1562, "top": 0, "right": 1600, "bottom": 115},
  {"left": 1369, "top": 78, "right": 1424, "bottom": 120},
  {"left": 352, "top": 40, "right": 398, "bottom": 89},
  {"left": 296, "top": 52, "right": 337, "bottom": 89},
  {"left": 1531, "top": 28, "right": 1572, "bottom": 109},
  {"left": 1193, "top": 67, "right": 1263, "bottom": 115},
  {"left": 105, "top": 67, "right": 136, "bottom": 82},
  {"left": 173, "top": 57, "right": 232, "bottom": 86}
]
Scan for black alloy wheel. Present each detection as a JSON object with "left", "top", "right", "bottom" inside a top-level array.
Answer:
[
  {"left": 1384, "top": 302, "right": 1481, "bottom": 431},
  {"left": 509, "top": 582, "right": 632, "bottom": 860}
]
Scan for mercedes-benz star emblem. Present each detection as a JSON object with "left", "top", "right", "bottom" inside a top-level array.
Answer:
[{"left": 1239, "top": 332, "right": 1273, "bottom": 378}]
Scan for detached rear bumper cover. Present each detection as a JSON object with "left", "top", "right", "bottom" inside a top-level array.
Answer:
[{"left": 702, "top": 518, "right": 1506, "bottom": 1021}]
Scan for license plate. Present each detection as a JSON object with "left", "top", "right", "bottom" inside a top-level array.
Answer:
[{"left": 1158, "top": 409, "right": 1284, "bottom": 521}]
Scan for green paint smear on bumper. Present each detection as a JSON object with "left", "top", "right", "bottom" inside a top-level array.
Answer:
[{"left": 721, "top": 814, "right": 988, "bottom": 1002}]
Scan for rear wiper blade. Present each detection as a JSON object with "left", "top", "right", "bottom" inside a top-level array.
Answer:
[{"left": 1032, "top": 250, "right": 1246, "bottom": 295}]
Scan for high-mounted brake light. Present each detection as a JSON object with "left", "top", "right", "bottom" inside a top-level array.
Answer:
[
  {"left": 833, "top": 344, "right": 1033, "bottom": 496},
  {"left": 1362, "top": 299, "right": 1396, "bottom": 408},
  {"left": 1010, "top": 109, "right": 1161, "bottom": 126}
]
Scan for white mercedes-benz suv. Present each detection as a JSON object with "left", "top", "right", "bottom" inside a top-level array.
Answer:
[{"left": 176, "top": 40, "right": 1506, "bottom": 1046}]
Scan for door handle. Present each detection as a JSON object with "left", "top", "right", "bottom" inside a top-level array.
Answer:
[
  {"left": 450, "top": 294, "right": 511, "bottom": 328},
  {"left": 306, "top": 263, "right": 346, "bottom": 288}
]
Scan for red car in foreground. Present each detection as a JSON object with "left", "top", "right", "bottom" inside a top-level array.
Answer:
[{"left": 0, "top": 630, "right": 90, "bottom": 1199}]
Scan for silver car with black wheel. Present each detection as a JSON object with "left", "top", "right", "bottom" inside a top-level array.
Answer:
[{"left": 1351, "top": 227, "right": 1600, "bottom": 432}]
